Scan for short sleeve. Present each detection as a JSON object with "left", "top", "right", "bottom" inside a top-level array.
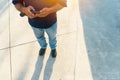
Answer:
[
  {"left": 12, "top": 0, "right": 23, "bottom": 5},
  {"left": 58, "top": 0, "right": 67, "bottom": 7}
]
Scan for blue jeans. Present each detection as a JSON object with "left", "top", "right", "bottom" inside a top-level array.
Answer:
[{"left": 31, "top": 23, "right": 57, "bottom": 50}]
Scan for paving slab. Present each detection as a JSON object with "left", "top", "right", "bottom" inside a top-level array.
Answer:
[
  {"left": 57, "top": 0, "right": 77, "bottom": 35},
  {"left": 0, "top": 49, "right": 11, "bottom": 80},
  {"left": 11, "top": 32, "right": 76, "bottom": 80},
  {"left": 11, "top": 42, "right": 39, "bottom": 80},
  {"left": 0, "top": 8, "right": 9, "bottom": 49},
  {"left": 10, "top": 5, "right": 36, "bottom": 47},
  {"left": 74, "top": 0, "right": 93, "bottom": 80}
]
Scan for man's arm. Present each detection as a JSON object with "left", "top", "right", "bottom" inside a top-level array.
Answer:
[
  {"left": 48, "top": 3, "right": 65, "bottom": 13},
  {"left": 49, "top": 0, "right": 67, "bottom": 13},
  {"left": 14, "top": 3, "right": 24, "bottom": 12},
  {"left": 12, "top": 0, "right": 35, "bottom": 18},
  {"left": 12, "top": 0, "right": 25, "bottom": 12},
  {"left": 36, "top": 0, "right": 67, "bottom": 17}
]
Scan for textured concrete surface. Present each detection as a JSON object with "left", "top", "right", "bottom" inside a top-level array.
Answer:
[
  {"left": 79, "top": 0, "right": 120, "bottom": 80},
  {"left": 0, "top": 49, "right": 11, "bottom": 80},
  {"left": 0, "top": 8, "right": 9, "bottom": 49},
  {"left": 1, "top": 0, "right": 88, "bottom": 80},
  {"left": 1, "top": 0, "right": 120, "bottom": 80}
]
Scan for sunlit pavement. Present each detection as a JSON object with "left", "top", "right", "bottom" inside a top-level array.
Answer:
[
  {"left": 0, "top": 0, "right": 92, "bottom": 80},
  {"left": 1, "top": 0, "right": 120, "bottom": 80}
]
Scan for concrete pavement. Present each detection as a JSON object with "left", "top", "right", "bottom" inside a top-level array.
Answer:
[
  {"left": 0, "top": 0, "right": 92, "bottom": 80},
  {"left": 1, "top": 0, "right": 120, "bottom": 80}
]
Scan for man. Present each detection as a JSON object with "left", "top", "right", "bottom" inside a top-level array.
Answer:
[{"left": 12, "top": 0, "right": 67, "bottom": 58}]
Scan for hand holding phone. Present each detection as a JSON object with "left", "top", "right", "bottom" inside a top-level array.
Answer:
[
  {"left": 31, "top": 10, "right": 40, "bottom": 14},
  {"left": 20, "top": 10, "right": 40, "bottom": 17}
]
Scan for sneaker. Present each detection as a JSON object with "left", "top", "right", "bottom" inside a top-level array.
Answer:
[
  {"left": 51, "top": 49, "right": 57, "bottom": 58},
  {"left": 39, "top": 48, "right": 46, "bottom": 56}
]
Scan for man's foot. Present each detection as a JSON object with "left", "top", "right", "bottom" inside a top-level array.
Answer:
[
  {"left": 39, "top": 48, "right": 46, "bottom": 56},
  {"left": 51, "top": 49, "right": 57, "bottom": 58}
]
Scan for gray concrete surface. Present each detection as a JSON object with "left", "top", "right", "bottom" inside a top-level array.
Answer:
[
  {"left": 0, "top": 0, "right": 82, "bottom": 80},
  {"left": 79, "top": 0, "right": 120, "bottom": 80},
  {"left": 1, "top": 0, "right": 120, "bottom": 80},
  {"left": 0, "top": 0, "right": 11, "bottom": 15}
]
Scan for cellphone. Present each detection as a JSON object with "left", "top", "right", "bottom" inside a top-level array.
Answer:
[
  {"left": 19, "top": 10, "right": 40, "bottom": 17},
  {"left": 31, "top": 10, "right": 40, "bottom": 14}
]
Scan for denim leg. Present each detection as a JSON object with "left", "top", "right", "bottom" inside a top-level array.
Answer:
[
  {"left": 45, "top": 23, "right": 57, "bottom": 49},
  {"left": 32, "top": 27, "right": 47, "bottom": 48}
]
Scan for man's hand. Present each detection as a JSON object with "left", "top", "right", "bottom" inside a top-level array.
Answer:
[
  {"left": 35, "top": 7, "right": 52, "bottom": 17},
  {"left": 21, "top": 6, "right": 36, "bottom": 18},
  {"left": 36, "top": 4, "right": 64, "bottom": 18}
]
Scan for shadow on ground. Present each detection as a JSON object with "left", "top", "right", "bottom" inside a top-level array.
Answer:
[
  {"left": 31, "top": 55, "right": 56, "bottom": 80},
  {"left": 31, "top": 56, "right": 44, "bottom": 80}
]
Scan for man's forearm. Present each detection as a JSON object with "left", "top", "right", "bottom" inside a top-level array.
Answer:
[
  {"left": 49, "top": 4, "right": 65, "bottom": 13},
  {"left": 14, "top": 3, "right": 25, "bottom": 13}
]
